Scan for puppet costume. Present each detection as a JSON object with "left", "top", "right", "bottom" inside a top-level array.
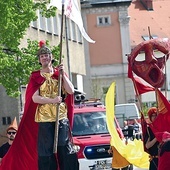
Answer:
[
  {"left": 127, "top": 38, "right": 169, "bottom": 88},
  {"left": 0, "top": 69, "right": 78, "bottom": 170},
  {"left": 128, "top": 38, "right": 170, "bottom": 170}
]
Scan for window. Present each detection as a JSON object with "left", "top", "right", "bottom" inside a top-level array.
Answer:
[
  {"left": 102, "top": 87, "right": 109, "bottom": 104},
  {"left": 77, "top": 25, "right": 82, "bottom": 43},
  {"left": 57, "top": 14, "right": 62, "bottom": 36},
  {"left": 72, "top": 111, "right": 109, "bottom": 136},
  {"left": 53, "top": 16, "right": 58, "bottom": 35},
  {"left": 31, "top": 10, "right": 38, "bottom": 29},
  {"left": 39, "top": 10, "right": 46, "bottom": 31},
  {"left": 46, "top": 17, "right": 52, "bottom": 33},
  {"left": 31, "top": 21, "right": 38, "bottom": 29},
  {"left": 71, "top": 20, "right": 77, "bottom": 41},
  {"left": 2, "top": 116, "right": 11, "bottom": 125},
  {"left": 66, "top": 18, "right": 71, "bottom": 40},
  {"left": 97, "top": 15, "right": 111, "bottom": 26}
]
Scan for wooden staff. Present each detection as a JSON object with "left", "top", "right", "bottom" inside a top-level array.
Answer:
[
  {"left": 164, "top": 55, "right": 167, "bottom": 98},
  {"left": 148, "top": 26, "right": 153, "bottom": 39},
  {"left": 53, "top": 2, "right": 65, "bottom": 153},
  {"left": 132, "top": 79, "right": 143, "bottom": 113}
]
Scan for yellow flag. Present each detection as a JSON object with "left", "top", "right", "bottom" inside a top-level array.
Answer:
[{"left": 106, "top": 82, "right": 149, "bottom": 169}]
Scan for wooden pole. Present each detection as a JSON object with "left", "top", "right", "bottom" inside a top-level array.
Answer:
[
  {"left": 148, "top": 26, "right": 153, "bottom": 39},
  {"left": 65, "top": 16, "right": 72, "bottom": 81},
  {"left": 53, "top": 2, "right": 65, "bottom": 153}
]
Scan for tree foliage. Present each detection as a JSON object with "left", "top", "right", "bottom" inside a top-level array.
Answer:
[
  {"left": 0, "top": 1, "right": 60, "bottom": 97},
  {"left": 0, "top": 39, "right": 60, "bottom": 97}
]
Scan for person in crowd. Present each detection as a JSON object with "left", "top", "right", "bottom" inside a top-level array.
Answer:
[
  {"left": 144, "top": 107, "right": 159, "bottom": 170},
  {"left": 31, "top": 40, "right": 79, "bottom": 170},
  {"left": 0, "top": 117, "right": 18, "bottom": 164},
  {"left": 132, "top": 118, "right": 142, "bottom": 140},
  {"left": 123, "top": 120, "right": 128, "bottom": 130},
  {"left": 108, "top": 146, "right": 132, "bottom": 170},
  {"left": 157, "top": 131, "right": 170, "bottom": 170}
]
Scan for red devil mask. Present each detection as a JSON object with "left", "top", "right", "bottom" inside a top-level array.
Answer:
[{"left": 128, "top": 38, "right": 169, "bottom": 88}]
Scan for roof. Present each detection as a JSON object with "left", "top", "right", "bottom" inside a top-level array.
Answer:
[
  {"left": 81, "top": 0, "right": 132, "bottom": 7},
  {"left": 128, "top": 0, "right": 170, "bottom": 47}
]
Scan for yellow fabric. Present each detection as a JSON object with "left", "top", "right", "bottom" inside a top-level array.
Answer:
[
  {"left": 111, "top": 146, "right": 130, "bottom": 168},
  {"left": 35, "top": 73, "right": 67, "bottom": 122},
  {"left": 106, "top": 82, "right": 149, "bottom": 169}
]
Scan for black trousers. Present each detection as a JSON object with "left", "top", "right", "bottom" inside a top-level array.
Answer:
[
  {"left": 149, "top": 158, "right": 158, "bottom": 170},
  {"left": 38, "top": 120, "right": 79, "bottom": 170},
  {"left": 57, "top": 146, "right": 79, "bottom": 170},
  {"left": 38, "top": 154, "right": 57, "bottom": 170},
  {"left": 38, "top": 147, "right": 79, "bottom": 170}
]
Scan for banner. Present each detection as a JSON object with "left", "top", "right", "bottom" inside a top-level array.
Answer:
[{"left": 49, "top": 0, "right": 95, "bottom": 43}]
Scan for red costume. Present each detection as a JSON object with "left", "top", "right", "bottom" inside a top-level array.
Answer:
[
  {"left": 0, "top": 69, "right": 74, "bottom": 170},
  {"left": 128, "top": 38, "right": 170, "bottom": 170},
  {"left": 155, "top": 132, "right": 170, "bottom": 170}
]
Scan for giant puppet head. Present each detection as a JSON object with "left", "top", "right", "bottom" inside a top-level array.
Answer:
[{"left": 128, "top": 38, "right": 170, "bottom": 88}]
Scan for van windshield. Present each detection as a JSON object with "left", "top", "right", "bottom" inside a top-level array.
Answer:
[{"left": 72, "top": 111, "right": 110, "bottom": 136}]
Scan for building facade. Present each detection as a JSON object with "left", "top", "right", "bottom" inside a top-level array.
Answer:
[
  {"left": 81, "top": 0, "right": 135, "bottom": 104},
  {"left": 81, "top": 0, "right": 170, "bottom": 106}
]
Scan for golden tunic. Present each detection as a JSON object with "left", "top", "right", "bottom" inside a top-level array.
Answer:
[{"left": 35, "top": 72, "right": 67, "bottom": 122}]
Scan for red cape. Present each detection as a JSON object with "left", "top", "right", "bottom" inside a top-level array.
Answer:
[
  {"left": 0, "top": 69, "right": 74, "bottom": 170},
  {"left": 158, "top": 151, "right": 170, "bottom": 170}
]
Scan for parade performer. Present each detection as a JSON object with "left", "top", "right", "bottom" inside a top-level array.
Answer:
[
  {"left": 108, "top": 146, "right": 131, "bottom": 170},
  {"left": 127, "top": 38, "right": 170, "bottom": 137},
  {"left": 108, "top": 117, "right": 131, "bottom": 170},
  {"left": 0, "top": 117, "right": 18, "bottom": 164},
  {"left": 127, "top": 38, "right": 170, "bottom": 170},
  {"left": 0, "top": 41, "right": 79, "bottom": 170},
  {"left": 32, "top": 41, "right": 79, "bottom": 170},
  {"left": 156, "top": 131, "right": 170, "bottom": 170},
  {"left": 144, "top": 107, "right": 159, "bottom": 170}
]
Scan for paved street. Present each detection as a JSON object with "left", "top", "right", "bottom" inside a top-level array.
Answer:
[{"left": 133, "top": 166, "right": 148, "bottom": 170}]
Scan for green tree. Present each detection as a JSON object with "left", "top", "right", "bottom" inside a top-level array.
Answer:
[
  {"left": 0, "top": 1, "right": 59, "bottom": 97},
  {"left": 0, "top": 39, "right": 60, "bottom": 97}
]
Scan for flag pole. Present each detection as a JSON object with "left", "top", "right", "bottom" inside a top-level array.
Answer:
[
  {"left": 132, "top": 79, "right": 143, "bottom": 113},
  {"left": 164, "top": 55, "right": 167, "bottom": 98},
  {"left": 65, "top": 15, "right": 72, "bottom": 81},
  {"left": 53, "top": 1, "right": 65, "bottom": 153}
]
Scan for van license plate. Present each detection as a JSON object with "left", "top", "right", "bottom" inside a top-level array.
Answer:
[{"left": 93, "top": 160, "right": 112, "bottom": 169}]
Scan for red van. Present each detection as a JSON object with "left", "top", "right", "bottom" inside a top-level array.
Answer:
[{"left": 72, "top": 102, "right": 123, "bottom": 170}]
